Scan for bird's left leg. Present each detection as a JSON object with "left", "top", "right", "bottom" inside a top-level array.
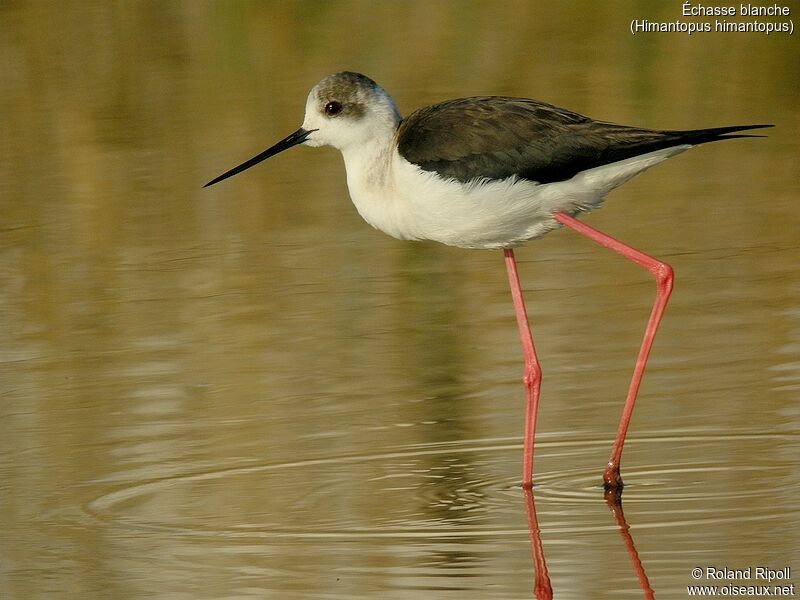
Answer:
[
  {"left": 504, "top": 248, "right": 542, "bottom": 490},
  {"left": 553, "top": 212, "right": 673, "bottom": 495}
]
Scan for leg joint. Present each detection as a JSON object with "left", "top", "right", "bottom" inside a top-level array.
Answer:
[
  {"left": 653, "top": 261, "right": 674, "bottom": 292},
  {"left": 523, "top": 360, "right": 542, "bottom": 387}
]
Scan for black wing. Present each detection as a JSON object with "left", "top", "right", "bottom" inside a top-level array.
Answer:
[{"left": 396, "top": 96, "right": 772, "bottom": 184}]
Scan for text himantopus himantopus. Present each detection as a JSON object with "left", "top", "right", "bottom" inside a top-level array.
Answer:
[{"left": 206, "top": 71, "right": 771, "bottom": 493}]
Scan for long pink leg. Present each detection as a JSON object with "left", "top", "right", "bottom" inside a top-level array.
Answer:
[
  {"left": 553, "top": 212, "right": 674, "bottom": 491},
  {"left": 504, "top": 248, "right": 542, "bottom": 490}
]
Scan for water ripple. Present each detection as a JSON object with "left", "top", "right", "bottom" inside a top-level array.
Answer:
[{"left": 85, "top": 428, "right": 798, "bottom": 540}]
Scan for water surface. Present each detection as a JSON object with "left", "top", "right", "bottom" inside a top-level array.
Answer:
[{"left": 1, "top": 2, "right": 799, "bottom": 598}]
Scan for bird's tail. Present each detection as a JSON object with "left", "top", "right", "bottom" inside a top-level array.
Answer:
[{"left": 667, "top": 124, "right": 774, "bottom": 145}]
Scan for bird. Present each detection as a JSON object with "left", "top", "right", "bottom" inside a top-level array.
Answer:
[{"left": 205, "top": 71, "right": 771, "bottom": 494}]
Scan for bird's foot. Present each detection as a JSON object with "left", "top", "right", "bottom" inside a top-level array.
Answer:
[{"left": 603, "top": 463, "right": 624, "bottom": 504}]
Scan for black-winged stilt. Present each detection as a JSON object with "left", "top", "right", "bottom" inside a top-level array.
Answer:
[{"left": 206, "top": 71, "right": 771, "bottom": 493}]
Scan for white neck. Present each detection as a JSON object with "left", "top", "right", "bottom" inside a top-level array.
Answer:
[
  {"left": 342, "top": 132, "right": 395, "bottom": 189},
  {"left": 339, "top": 131, "right": 408, "bottom": 239}
]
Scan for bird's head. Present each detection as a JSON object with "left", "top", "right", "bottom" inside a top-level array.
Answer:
[{"left": 204, "top": 72, "right": 400, "bottom": 188}]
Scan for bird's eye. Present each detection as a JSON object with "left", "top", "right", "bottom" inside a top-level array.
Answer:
[{"left": 325, "top": 101, "right": 343, "bottom": 116}]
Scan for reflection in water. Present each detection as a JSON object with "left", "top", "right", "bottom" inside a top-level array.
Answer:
[
  {"left": 523, "top": 489, "right": 553, "bottom": 600},
  {"left": 605, "top": 496, "right": 655, "bottom": 600},
  {"left": 524, "top": 490, "right": 655, "bottom": 599}
]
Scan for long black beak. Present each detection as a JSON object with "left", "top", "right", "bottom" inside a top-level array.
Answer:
[{"left": 204, "top": 127, "right": 317, "bottom": 188}]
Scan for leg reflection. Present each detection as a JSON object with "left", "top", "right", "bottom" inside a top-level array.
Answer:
[
  {"left": 523, "top": 489, "right": 656, "bottom": 599},
  {"left": 523, "top": 488, "right": 553, "bottom": 600},
  {"left": 605, "top": 495, "right": 655, "bottom": 599}
]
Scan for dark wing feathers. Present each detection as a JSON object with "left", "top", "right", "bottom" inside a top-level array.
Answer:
[{"left": 396, "top": 97, "right": 772, "bottom": 184}]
